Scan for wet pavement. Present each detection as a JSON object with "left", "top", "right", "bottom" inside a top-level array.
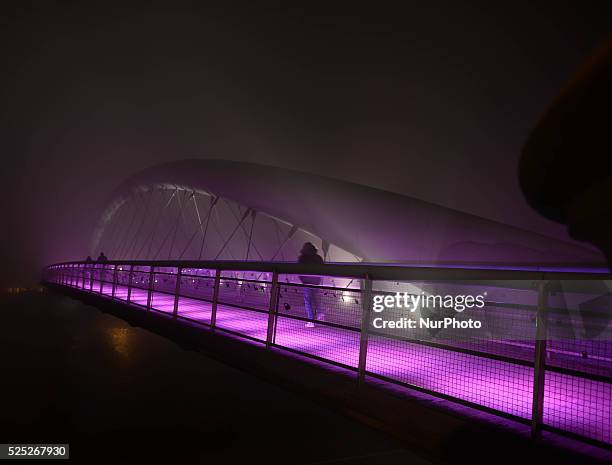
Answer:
[{"left": 0, "top": 290, "right": 433, "bottom": 464}]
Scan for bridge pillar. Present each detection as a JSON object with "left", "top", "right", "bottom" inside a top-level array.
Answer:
[
  {"left": 531, "top": 280, "right": 549, "bottom": 438},
  {"left": 210, "top": 269, "right": 221, "bottom": 330},
  {"left": 358, "top": 274, "right": 373, "bottom": 385},
  {"left": 266, "top": 271, "right": 280, "bottom": 348},
  {"left": 146, "top": 266, "right": 155, "bottom": 310},
  {"left": 173, "top": 267, "right": 183, "bottom": 319},
  {"left": 126, "top": 265, "right": 134, "bottom": 303}
]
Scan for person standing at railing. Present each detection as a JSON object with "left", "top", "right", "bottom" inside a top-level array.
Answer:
[
  {"left": 97, "top": 252, "right": 108, "bottom": 262},
  {"left": 298, "top": 242, "right": 324, "bottom": 328}
]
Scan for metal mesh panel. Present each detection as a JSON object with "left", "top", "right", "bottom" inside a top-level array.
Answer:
[
  {"left": 114, "top": 266, "right": 131, "bottom": 300},
  {"left": 215, "top": 304, "right": 269, "bottom": 342},
  {"left": 41, "top": 263, "right": 612, "bottom": 446},
  {"left": 212, "top": 270, "right": 272, "bottom": 342},
  {"left": 176, "top": 297, "right": 212, "bottom": 325},
  {"left": 130, "top": 266, "right": 151, "bottom": 290},
  {"left": 547, "top": 339, "right": 612, "bottom": 377},
  {"left": 174, "top": 269, "right": 217, "bottom": 324},
  {"left": 544, "top": 372, "right": 611, "bottom": 444},
  {"left": 150, "top": 268, "right": 177, "bottom": 313},
  {"left": 274, "top": 315, "right": 361, "bottom": 367},
  {"left": 179, "top": 270, "right": 216, "bottom": 302},
  {"left": 128, "top": 266, "right": 152, "bottom": 307},
  {"left": 273, "top": 278, "right": 362, "bottom": 368},
  {"left": 278, "top": 283, "right": 362, "bottom": 329},
  {"left": 366, "top": 280, "right": 538, "bottom": 419},
  {"left": 217, "top": 277, "right": 271, "bottom": 312},
  {"left": 366, "top": 334, "right": 534, "bottom": 418}
]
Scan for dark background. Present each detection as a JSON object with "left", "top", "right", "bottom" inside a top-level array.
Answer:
[{"left": 2, "top": 2, "right": 611, "bottom": 286}]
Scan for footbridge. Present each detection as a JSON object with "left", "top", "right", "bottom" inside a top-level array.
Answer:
[{"left": 42, "top": 259, "right": 612, "bottom": 449}]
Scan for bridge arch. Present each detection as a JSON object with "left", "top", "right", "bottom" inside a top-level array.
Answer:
[
  {"left": 92, "top": 159, "right": 602, "bottom": 266},
  {"left": 92, "top": 181, "right": 361, "bottom": 262}
]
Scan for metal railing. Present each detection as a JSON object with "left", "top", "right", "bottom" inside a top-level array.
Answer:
[{"left": 42, "top": 260, "right": 612, "bottom": 448}]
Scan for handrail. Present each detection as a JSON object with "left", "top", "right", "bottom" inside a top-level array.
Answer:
[
  {"left": 44, "top": 259, "right": 611, "bottom": 283},
  {"left": 42, "top": 258, "right": 612, "bottom": 448}
]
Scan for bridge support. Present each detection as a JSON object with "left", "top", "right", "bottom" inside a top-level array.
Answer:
[
  {"left": 358, "top": 274, "right": 372, "bottom": 385},
  {"left": 173, "top": 267, "right": 183, "bottom": 319},
  {"left": 126, "top": 265, "right": 134, "bottom": 303},
  {"left": 531, "top": 280, "right": 549, "bottom": 439},
  {"left": 266, "top": 271, "right": 280, "bottom": 348},
  {"left": 146, "top": 266, "right": 155, "bottom": 310},
  {"left": 210, "top": 269, "right": 221, "bottom": 330}
]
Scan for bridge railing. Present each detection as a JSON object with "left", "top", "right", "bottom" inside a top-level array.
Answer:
[{"left": 42, "top": 260, "right": 612, "bottom": 448}]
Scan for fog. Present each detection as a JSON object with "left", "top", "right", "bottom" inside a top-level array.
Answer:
[{"left": 1, "top": 2, "right": 610, "bottom": 285}]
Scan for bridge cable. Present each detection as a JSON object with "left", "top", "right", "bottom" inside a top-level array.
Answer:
[
  {"left": 108, "top": 192, "right": 141, "bottom": 259},
  {"left": 214, "top": 207, "right": 252, "bottom": 260},
  {"left": 153, "top": 189, "right": 187, "bottom": 260},
  {"left": 198, "top": 195, "right": 218, "bottom": 260},
  {"left": 168, "top": 190, "right": 191, "bottom": 259},
  {"left": 116, "top": 190, "right": 148, "bottom": 260},
  {"left": 122, "top": 188, "right": 157, "bottom": 260},
  {"left": 179, "top": 193, "right": 215, "bottom": 259},
  {"left": 139, "top": 188, "right": 177, "bottom": 259}
]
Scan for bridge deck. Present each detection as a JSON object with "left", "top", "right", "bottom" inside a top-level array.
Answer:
[{"left": 63, "top": 279, "right": 612, "bottom": 447}]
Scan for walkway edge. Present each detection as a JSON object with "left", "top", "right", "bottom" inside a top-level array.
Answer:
[{"left": 45, "top": 283, "right": 612, "bottom": 465}]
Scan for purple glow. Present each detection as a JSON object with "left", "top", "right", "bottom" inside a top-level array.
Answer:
[{"left": 54, "top": 272, "right": 611, "bottom": 446}]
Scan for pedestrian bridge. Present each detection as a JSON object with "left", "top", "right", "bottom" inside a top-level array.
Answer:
[{"left": 42, "top": 260, "right": 612, "bottom": 449}]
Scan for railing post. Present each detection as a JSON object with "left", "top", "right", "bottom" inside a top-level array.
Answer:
[
  {"left": 99, "top": 265, "right": 105, "bottom": 294},
  {"left": 126, "top": 265, "right": 134, "bottom": 303},
  {"left": 531, "top": 280, "right": 549, "bottom": 439},
  {"left": 146, "top": 266, "right": 155, "bottom": 310},
  {"left": 266, "top": 270, "right": 280, "bottom": 349},
  {"left": 210, "top": 269, "right": 221, "bottom": 330},
  {"left": 89, "top": 265, "right": 94, "bottom": 292},
  {"left": 111, "top": 265, "right": 119, "bottom": 299},
  {"left": 173, "top": 267, "right": 183, "bottom": 319},
  {"left": 358, "top": 273, "right": 373, "bottom": 385}
]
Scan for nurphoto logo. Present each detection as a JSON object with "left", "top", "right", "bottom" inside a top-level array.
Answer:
[{"left": 371, "top": 292, "right": 487, "bottom": 330}]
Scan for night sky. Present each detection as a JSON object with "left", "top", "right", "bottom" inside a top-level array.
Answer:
[{"left": 1, "top": 2, "right": 611, "bottom": 285}]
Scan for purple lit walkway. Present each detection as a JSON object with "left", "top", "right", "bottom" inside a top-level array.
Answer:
[{"left": 79, "top": 280, "right": 612, "bottom": 446}]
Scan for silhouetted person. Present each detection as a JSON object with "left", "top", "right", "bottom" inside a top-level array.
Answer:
[
  {"left": 85, "top": 256, "right": 92, "bottom": 262},
  {"left": 298, "top": 242, "right": 324, "bottom": 328},
  {"left": 97, "top": 252, "right": 108, "bottom": 262}
]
